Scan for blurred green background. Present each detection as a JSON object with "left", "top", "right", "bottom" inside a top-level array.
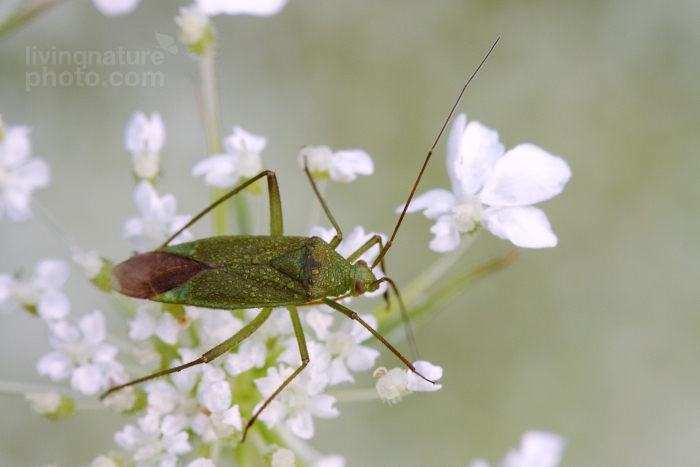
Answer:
[{"left": 2, "top": 0, "right": 700, "bottom": 465}]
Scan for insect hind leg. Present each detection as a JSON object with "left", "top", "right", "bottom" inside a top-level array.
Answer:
[{"left": 244, "top": 305, "right": 309, "bottom": 440}]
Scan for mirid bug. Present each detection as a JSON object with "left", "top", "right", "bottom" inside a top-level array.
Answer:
[{"left": 104, "top": 38, "right": 499, "bottom": 439}]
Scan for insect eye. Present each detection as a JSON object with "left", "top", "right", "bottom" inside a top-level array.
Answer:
[
  {"left": 354, "top": 280, "right": 366, "bottom": 295},
  {"left": 355, "top": 260, "right": 368, "bottom": 266}
]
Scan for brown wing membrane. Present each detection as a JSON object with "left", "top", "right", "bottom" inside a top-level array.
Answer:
[{"left": 111, "top": 251, "right": 218, "bottom": 299}]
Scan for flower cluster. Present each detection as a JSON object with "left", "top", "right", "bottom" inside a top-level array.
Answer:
[{"left": 0, "top": 1, "right": 572, "bottom": 466}]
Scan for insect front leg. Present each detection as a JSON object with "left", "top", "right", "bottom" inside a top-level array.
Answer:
[
  {"left": 160, "top": 170, "right": 284, "bottom": 247},
  {"left": 101, "top": 307, "right": 274, "bottom": 399},
  {"left": 346, "top": 236, "right": 420, "bottom": 362},
  {"left": 244, "top": 305, "right": 309, "bottom": 440},
  {"left": 321, "top": 297, "right": 432, "bottom": 384}
]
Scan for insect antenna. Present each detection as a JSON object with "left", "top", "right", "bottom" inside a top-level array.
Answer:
[{"left": 371, "top": 37, "right": 500, "bottom": 270}]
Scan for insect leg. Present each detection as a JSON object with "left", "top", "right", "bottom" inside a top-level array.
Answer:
[
  {"left": 160, "top": 170, "right": 284, "bottom": 247},
  {"left": 347, "top": 237, "right": 420, "bottom": 362},
  {"left": 302, "top": 156, "right": 343, "bottom": 249},
  {"left": 321, "top": 298, "right": 433, "bottom": 384},
  {"left": 244, "top": 305, "right": 309, "bottom": 440},
  {"left": 101, "top": 307, "right": 273, "bottom": 399}
]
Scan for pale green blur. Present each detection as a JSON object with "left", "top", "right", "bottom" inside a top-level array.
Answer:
[{"left": 1, "top": 0, "right": 700, "bottom": 466}]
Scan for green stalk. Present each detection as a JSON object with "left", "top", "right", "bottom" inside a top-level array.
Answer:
[
  {"left": 0, "top": 0, "right": 62, "bottom": 40},
  {"left": 377, "top": 245, "right": 522, "bottom": 339}
]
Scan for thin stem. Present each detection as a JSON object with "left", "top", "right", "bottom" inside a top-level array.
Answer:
[
  {"left": 327, "top": 387, "right": 380, "bottom": 402},
  {"left": 0, "top": 380, "right": 72, "bottom": 397},
  {"left": 198, "top": 48, "right": 231, "bottom": 237},
  {"left": 0, "top": 0, "right": 63, "bottom": 39}
]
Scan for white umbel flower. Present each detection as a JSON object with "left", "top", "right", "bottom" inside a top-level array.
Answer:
[
  {"left": 299, "top": 146, "right": 373, "bottom": 183},
  {"left": 399, "top": 114, "right": 571, "bottom": 252},
  {"left": 92, "top": 0, "right": 141, "bottom": 16},
  {"left": 192, "top": 125, "right": 266, "bottom": 188},
  {"left": 253, "top": 365, "right": 339, "bottom": 439},
  {"left": 0, "top": 125, "right": 50, "bottom": 222},
  {"left": 196, "top": 0, "right": 289, "bottom": 16},
  {"left": 124, "top": 112, "right": 165, "bottom": 180},
  {"left": 37, "top": 310, "right": 126, "bottom": 395},
  {"left": 123, "top": 181, "right": 193, "bottom": 252}
]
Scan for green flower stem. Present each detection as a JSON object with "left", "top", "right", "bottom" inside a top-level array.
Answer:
[
  {"left": 327, "top": 387, "right": 380, "bottom": 402},
  {"left": 378, "top": 245, "right": 522, "bottom": 340},
  {"left": 0, "top": 0, "right": 63, "bottom": 40},
  {"left": 0, "top": 380, "right": 70, "bottom": 397},
  {"left": 199, "top": 49, "right": 233, "bottom": 237}
]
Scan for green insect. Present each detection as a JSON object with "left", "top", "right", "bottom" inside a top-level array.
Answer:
[{"left": 104, "top": 38, "right": 499, "bottom": 439}]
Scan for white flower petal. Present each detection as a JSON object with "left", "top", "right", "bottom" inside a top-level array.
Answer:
[
  {"left": 37, "top": 291, "right": 70, "bottom": 321},
  {"left": 271, "top": 448, "right": 296, "bottom": 467},
  {"left": 502, "top": 431, "right": 566, "bottom": 467},
  {"left": 128, "top": 308, "right": 157, "bottom": 341},
  {"left": 449, "top": 117, "right": 504, "bottom": 197},
  {"left": 328, "top": 358, "right": 353, "bottom": 385},
  {"left": 188, "top": 459, "right": 217, "bottom": 467},
  {"left": 37, "top": 351, "right": 73, "bottom": 380},
  {"left": 329, "top": 149, "right": 374, "bottom": 183},
  {"left": 406, "top": 360, "right": 443, "bottom": 392},
  {"left": 222, "top": 404, "right": 243, "bottom": 430},
  {"left": 482, "top": 206, "right": 558, "bottom": 248},
  {"left": 78, "top": 310, "right": 106, "bottom": 345},
  {"left": 286, "top": 412, "right": 315, "bottom": 439},
  {"left": 33, "top": 258, "right": 70, "bottom": 291},
  {"left": 127, "top": 112, "right": 165, "bottom": 154},
  {"left": 0, "top": 126, "right": 32, "bottom": 168},
  {"left": 310, "top": 393, "right": 339, "bottom": 418},
  {"left": 346, "top": 345, "right": 380, "bottom": 372},
  {"left": 225, "top": 125, "right": 267, "bottom": 153},
  {"left": 92, "top": 0, "right": 141, "bottom": 16},
  {"left": 428, "top": 214, "right": 461, "bottom": 252},
  {"left": 306, "top": 308, "right": 334, "bottom": 340},
  {"left": 12, "top": 158, "right": 50, "bottom": 190},
  {"left": 312, "top": 456, "right": 346, "bottom": 467},
  {"left": 192, "top": 153, "right": 240, "bottom": 188},
  {"left": 397, "top": 188, "right": 455, "bottom": 220},
  {"left": 201, "top": 380, "right": 232, "bottom": 413},
  {"left": 197, "top": 0, "right": 288, "bottom": 17},
  {"left": 478, "top": 144, "right": 571, "bottom": 207},
  {"left": 71, "top": 364, "right": 103, "bottom": 395},
  {"left": 155, "top": 312, "right": 181, "bottom": 345}
]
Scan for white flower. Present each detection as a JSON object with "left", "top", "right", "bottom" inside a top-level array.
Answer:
[
  {"left": 0, "top": 125, "right": 50, "bottom": 222},
  {"left": 374, "top": 360, "right": 443, "bottom": 404},
  {"left": 25, "top": 390, "right": 62, "bottom": 414},
  {"left": 192, "top": 125, "right": 266, "bottom": 188},
  {"left": 305, "top": 308, "right": 380, "bottom": 385},
  {"left": 311, "top": 456, "right": 346, "bottom": 467},
  {"left": 374, "top": 367, "right": 408, "bottom": 404},
  {"left": 176, "top": 6, "right": 214, "bottom": 52},
  {"left": 271, "top": 448, "right": 296, "bottom": 467},
  {"left": 71, "top": 249, "right": 103, "bottom": 280},
  {"left": 92, "top": 0, "right": 141, "bottom": 16},
  {"left": 129, "top": 302, "right": 192, "bottom": 345},
  {"left": 399, "top": 114, "right": 571, "bottom": 252},
  {"left": 0, "top": 258, "right": 70, "bottom": 322},
  {"left": 253, "top": 365, "right": 339, "bottom": 439},
  {"left": 299, "top": 146, "right": 373, "bottom": 183},
  {"left": 36, "top": 310, "right": 126, "bottom": 395},
  {"left": 502, "top": 431, "right": 566, "bottom": 467},
  {"left": 196, "top": 0, "right": 289, "bottom": 16},
  {"left": 114, "top": 411, "right": 192, "bottom": 466},
  {"left": 187, "top": 459, "right": 216, "bottom": 467},
  {"left": 123, "top": 181, "right": 193, "bottom": 252},
  {"left": 309, "top": 225, "right": 387, "bottom": 296},
  {"left": 90, "top": 455, "right": 118, "bottom": 467},
  {"left": 124, "top": 112, "right": 165, "bottom": 180}
]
